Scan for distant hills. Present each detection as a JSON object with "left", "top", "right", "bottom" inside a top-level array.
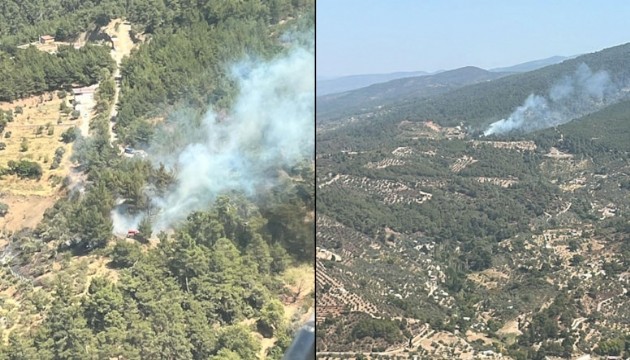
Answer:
[
  {"left": 317, "top": 55, "right": 574, "bottom": 97},
  {"left": 395, "top": 42, "right": 630, "bottom": 129},
  {"left": 330, "top": 42, "right": 630, "bottom": 131},
  {"left": 316, "top": 66, "right": 510, "bottom": 123},
  {"left": 316, "top": 42, "right": 630, "bottom": 156},
  {"left": 316, "top": 71, "right": 431, "bottom": 96},
  {"left": 489, "top": 55, "right": 572, "bottom": 73}
]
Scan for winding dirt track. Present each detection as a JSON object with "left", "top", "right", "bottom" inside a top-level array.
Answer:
[{"left": 104, "top": 20, "right": 137, "bottom": 146}]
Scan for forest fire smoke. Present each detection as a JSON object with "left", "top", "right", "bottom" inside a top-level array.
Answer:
[
  {"left": 484, "top": 63, "right": 624, "bottom": 136},
  {"left": 112, "top": 36, "right": 314, "bottom": 235}
]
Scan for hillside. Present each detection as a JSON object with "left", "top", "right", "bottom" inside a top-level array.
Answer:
[
  {"left": 388, "top": 43, "right": 630, "bottom": 129},
  {"left": 317, "top": 43, "right": 630, "bottom": 155},
  {"left": 489, "top": 55, "right": 572, "bottom": 73},
  {"left": 316, "top": 43, "right": 630, "bottom": 359},
  {"left": 0, "top": 1, "right": 314, "bottom": 359},
  {"left": 553, "top": 97, "right": 630, "bottom": 154},
  {"left": 316, "top": 66, "right": 510, "bottom": 124},
  {"left": 317, "top": 54, "right": 572, "bottom": 98},
  {"left": 316, "top": 71, "right": 430, "bottom": 96}
]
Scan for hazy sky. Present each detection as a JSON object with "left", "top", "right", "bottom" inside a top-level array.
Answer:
[{"left": 317, "top": 1, "right": 630, "bottom": 78}]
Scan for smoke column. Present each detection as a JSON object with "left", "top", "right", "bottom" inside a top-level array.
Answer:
[
  {"left": 484, "top": 63, "right": 624, "bottom": 136},
  {"left": 112, "top": 38, "right": 314, "bottom": 234}
]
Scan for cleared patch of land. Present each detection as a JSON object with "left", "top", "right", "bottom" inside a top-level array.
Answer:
[
  {"left": 0, "top": 93, "right": 77, "bottom": 196},
  {"left": 103, "top": 18, "right": 142, "bottom": 145},
  {"left": 0, "top": 195, "right": 56, "bottom": 232},
  {"left": 0, "top": 93, "right": 81, "bottom": 232},
  {"left": 281, "top": 264, "right": 314, "bottom": 322}
]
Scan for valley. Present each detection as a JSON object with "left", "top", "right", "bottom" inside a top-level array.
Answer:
[{"left": 316, "top": 43, "right": 630, "bottom": 359}]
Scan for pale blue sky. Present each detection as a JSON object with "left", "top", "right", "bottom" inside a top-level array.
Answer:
[{"left": 317, "top": 1, "right": 630, "bottom": 78}]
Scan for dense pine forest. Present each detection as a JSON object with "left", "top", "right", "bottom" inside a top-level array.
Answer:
[{"left": 0, "top": 0, "right": 314, "bottom": 359}]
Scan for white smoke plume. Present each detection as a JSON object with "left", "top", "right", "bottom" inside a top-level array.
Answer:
[
  {"left": 112, "top": 39, "right": 314, "bottom": 235},
  {"left": 111, "top": 203, "right": 143, "bottom": 234},
  {"left": 484, "top": 63, "right": 624, "bottom": 136}
]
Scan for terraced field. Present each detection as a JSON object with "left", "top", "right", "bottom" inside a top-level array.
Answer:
[{"left": 316, "top": 121, "right": 630, "bottom": 359}]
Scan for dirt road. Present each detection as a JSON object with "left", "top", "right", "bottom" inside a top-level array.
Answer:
[
  {"left": 104, "top": 20, "right": 137, "bottom": 146},
  {"left": 74, "top": 86, "right": 98, "bottom": 137}
]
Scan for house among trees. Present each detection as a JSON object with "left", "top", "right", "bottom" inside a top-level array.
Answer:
[{"left": 39, "top": 35, "right": 55, "bottom": 44}]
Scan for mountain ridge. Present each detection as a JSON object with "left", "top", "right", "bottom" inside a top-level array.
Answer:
[
  {"left": 489, "top": 55, "right": 573, "bottom": 73},
  {"left": 382, "top": 42, "right": 630, "bottom": 130},
  {"left": 316, "top": 70, "right": 431, "bottom": 96},
  {"left": 317, "top": 55, "right": 575, "bottom": 97},
  {"left": 317, "top": 66, "right": 511, "bottom": 124}
]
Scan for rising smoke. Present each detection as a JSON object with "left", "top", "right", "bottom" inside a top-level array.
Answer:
[
  {"left": 112, "top": 37, "right": 314, "bottom": 234},
  {"left": 484, "top": 63, "right": 625, "bottom": 136}
]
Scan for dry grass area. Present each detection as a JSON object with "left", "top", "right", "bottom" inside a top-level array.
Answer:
[
  {"left": 418, "top": 331, "right": 473, "bottom": 358},
  {"left": 364, "top": 158, "right": 406, "bottom": 169},
  {"left": 423, "top": 120, "right": 442, "bottom": 132},
  {"left": 259, "top": 337, "right": 277, "bottom": 359},
  {"left": 397, "top": 120, "right": 466, "bottom": 141},
  {"left": 38, "top": 254, "right": 118, "bottom": 283},
  {"left": 103, "top": 19, "right": 136, "bottom": 66},
  {"left": 467, "top": 268, "right": 509, "bottom": 290},
  {"left": 249, "top": 264, "right": 314, "bottom": 359},
  {"left": 0, "top": 194, "right": 56, "bottom": 232},
  {"left": 281, "top": 264, "right": 314, "bottom": 323},
  {"left": 85, "top": 255, "right": 119, "bottom": 283},
  {"left": 465, "top": 330, "right": 493, "bottom": 345},
  {"left": 0, "top": 92, "right": 77, "bottom": 197},
  {"left": 475, "top": 177, "right": 519, "bottom": 188},
  {"left": 559, "top": 184, "right": 584, "bottom": 192},
  {"left": 497, "top": 319, "right": 522, "bottom": 337},
  {"left": 0, "top": 93, "right": 78, "bottom": 232},
  {"left": 545, "top": 147, "right": 573, "bottom": 159}
]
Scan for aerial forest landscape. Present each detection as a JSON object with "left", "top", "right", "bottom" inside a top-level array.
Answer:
[
  {"left": 316, "top": 2, "right": 630, "bottom": 359},
  {"left": 0, "top": 1, "right": 314, "bottom": 359}
]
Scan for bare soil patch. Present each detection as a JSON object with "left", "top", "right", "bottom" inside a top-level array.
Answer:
[{"left": 0, "top": 195, "right": 56, "bottom": 232}]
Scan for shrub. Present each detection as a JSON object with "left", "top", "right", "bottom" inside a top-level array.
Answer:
[
  {"left": 0, "top": 203, "right": 8, "bottom": 216},
  {"left": 51, "top": 146, "right": 66, "bottom": 169},
  {"left": 61, "top": 127, "right": 78, "bottom": 143},
  {"left": 20, "top": 138, "right": 28, "bottom": 152},
  {"left": 7, "top": 160, "right": 42, "bottom": 180},
  {"left": 55, "top": 147, "right": 66, "bottom": 158}
]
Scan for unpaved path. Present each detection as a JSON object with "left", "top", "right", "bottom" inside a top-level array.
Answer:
[
  {"left": 571, "top": 317, "right": 587, "bottom": 330},
  {"left": 74, "top": 86, "right": 98, "bottom": 137},
  {"left": 104, "top": 20, "right": 137, "bottom": 146}
]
